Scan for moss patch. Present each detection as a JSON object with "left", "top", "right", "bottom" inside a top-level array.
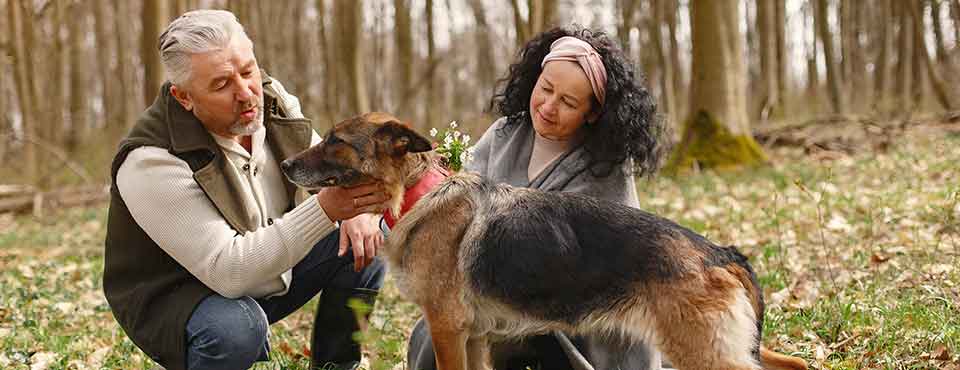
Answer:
[{"left": 664, "top": 110, "right": 768, "bottom": 176}]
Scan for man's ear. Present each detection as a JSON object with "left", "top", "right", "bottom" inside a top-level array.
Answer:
[
  {"left": 170, "top": 84, "right": 194, "bottom": 111},
  {"left": 374, "top": 121, "right": 433, "bottom": 156}
]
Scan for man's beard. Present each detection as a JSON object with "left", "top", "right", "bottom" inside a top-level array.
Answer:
[{"left": 229, "top": 98, "right": 264, "bottom": 136}]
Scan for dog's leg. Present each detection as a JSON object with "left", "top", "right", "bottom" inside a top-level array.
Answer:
[
  {"left": 425, "top": 307, "right": 469, "bottom": 370},
  {"left": 465, "top": 335, "right": 491, "bottom": 370}
]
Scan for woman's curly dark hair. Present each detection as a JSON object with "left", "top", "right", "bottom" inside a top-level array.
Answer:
[{"left": 490, "top": 25, "right": 667, "bottom": 178}]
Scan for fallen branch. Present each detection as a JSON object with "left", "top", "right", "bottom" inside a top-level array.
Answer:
[
  {"left": 0, "top": 184, "right": 109, "bottom": 216},
  {"left": 0, "top": 132, "right": 96, "bottom": 186}
]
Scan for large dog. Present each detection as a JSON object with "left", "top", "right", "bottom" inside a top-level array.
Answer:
[{"left": 281, "top": 112, "right": 807, "bottom": 370}]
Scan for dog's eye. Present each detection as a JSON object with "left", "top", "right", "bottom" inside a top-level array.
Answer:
[{"left": 325, "top": 135, "right": 339, "bottom": 145}]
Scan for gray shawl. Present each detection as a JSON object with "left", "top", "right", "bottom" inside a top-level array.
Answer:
[{"left": 466, "top": 116, "right": 662, "bottom": 370}]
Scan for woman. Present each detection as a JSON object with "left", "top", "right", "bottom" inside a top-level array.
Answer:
[{"left": 408, "top": 25, "right": 668, "bottom": 370}]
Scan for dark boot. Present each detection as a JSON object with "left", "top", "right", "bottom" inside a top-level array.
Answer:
[{"left": 310, "top": 288, "right": 378, "bottom": 370}]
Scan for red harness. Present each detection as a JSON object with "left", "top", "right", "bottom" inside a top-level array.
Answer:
[{"left": 383, "top": 167, "right": 450, "bottom": 228}]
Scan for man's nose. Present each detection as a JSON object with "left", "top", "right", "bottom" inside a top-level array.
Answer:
[{"left": 235, "top": 82, "right": 255, "bottom": 101}]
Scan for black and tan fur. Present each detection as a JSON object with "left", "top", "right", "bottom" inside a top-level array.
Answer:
[{"left": 281, "top": 113, "right": 807, "bottom": 370}]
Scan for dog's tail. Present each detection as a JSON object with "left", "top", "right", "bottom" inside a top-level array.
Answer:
[{"left": 760, "top": 347, "right": 807, "bottom": 370}]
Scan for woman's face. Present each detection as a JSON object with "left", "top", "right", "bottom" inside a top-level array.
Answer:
[{"left": 529, "top": 60, "right": 598, "bottom": 141}]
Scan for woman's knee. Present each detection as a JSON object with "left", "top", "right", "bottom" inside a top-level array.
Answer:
[{"left": 186, "top": 296, "right": 269, "bottom": 370}]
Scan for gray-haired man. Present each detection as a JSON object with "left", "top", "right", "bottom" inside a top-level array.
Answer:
[{"left": 103, "top": 10, "right": 387, "bottom": 370}]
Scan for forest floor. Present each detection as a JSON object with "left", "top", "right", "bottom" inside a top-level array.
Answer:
[{"left": 1, "top": 124, "right": 959, "bottom": 370}]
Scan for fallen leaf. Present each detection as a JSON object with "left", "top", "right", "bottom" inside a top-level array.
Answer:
[
  {"left": 933, "top": 345, "right": 952, "bottom": 361},
  {"left": 86, "top": 346, "right": 110, "bottom": 368},
  {"left": 870, "top": 253, "right": 890, "bottom": 266}
]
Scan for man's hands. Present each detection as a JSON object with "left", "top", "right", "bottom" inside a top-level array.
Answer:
[
  {"left": 316, "top": 183, "right": 389, "bottom": 221},
  {"left": 338, "top": 213, "right": 383, "bottom": 272},
  {"left": 314, "top": 183, "right": 389, "bottom": 272}
]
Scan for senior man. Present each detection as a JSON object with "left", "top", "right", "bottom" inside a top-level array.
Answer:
[{"left": 104, "top": 10, "right": 387, "bottom": 370}]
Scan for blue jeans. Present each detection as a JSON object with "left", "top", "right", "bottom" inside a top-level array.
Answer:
[{"left": 184, "top": 231, "right": 385, "bottom": 370}]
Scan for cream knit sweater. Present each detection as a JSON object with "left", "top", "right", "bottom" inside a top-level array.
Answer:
[{"left": 117, "top": 81, "right": 331, "bottom": 299}]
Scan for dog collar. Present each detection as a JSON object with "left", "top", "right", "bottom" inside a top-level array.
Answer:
[{"left": 384, "top": 167, "right": 449, "bottom": 228}]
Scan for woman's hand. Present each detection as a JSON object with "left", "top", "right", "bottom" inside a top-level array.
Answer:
[
  {"left": 338, "top": 213, "right": 384, "bottom": 272},
  {"left": 315, "top": 183, "right": 388, "bottom": 221}
]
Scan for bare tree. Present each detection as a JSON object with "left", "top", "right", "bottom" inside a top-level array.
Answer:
[
  {"left": 93, "top": 0, "right": 114, "bottom": 127},
  {"left": 816, "top": 0, "right": 845, "bottom": 114},
  {"left": 895, "top": 1, "right": 912, "bottom": 109},
  {"left": 292, "top": 0, "right": 312, "bottom": 117},
  {"left": 335, "top": 0, "right": 369, "bottom": 116},
  {"left": 7, "top": 0, "right": 38, "bottom": 184},
  {"left": 756, "top": 0, "right": 779, "bottom": 120},
  {"left": 316, "top": 0, "right": 336, "bottom": 124},
  {"left": 774, "top": 0, "right": 787, "bottom": 110},
  {"left": 874, "top": 0, "right": 893, "bottom": 109},
  {"left": 467, "top": 0, "right": 497, "bottom": 106},
  {"left": 909, "top": 0, "right": 954, "bottom": 110},
  {"left": 141, "top": 0, "right": 167, "bottom": 106},
  {"left": 68, "top": 0, "right": 89, "bottom": 152},
  {"left": 651, "top": 0, "right": 677, "bottom": 127},
  {"left": 425, "top": 0, "right": 437, "bottom": 129},
  {"left": 113, "top": 0, "right": 134, "bottom": 132},
  {"left": 510, "top": 0, "right": 558, "bottom": 46},
  {"left": 617, "top": 0, "right": 639, "bottom": 54},
  {"left": 666, "top": 0, "right": 766, "bottom": 174}
]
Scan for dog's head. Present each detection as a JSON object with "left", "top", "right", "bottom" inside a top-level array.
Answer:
[{"left": 281, "top": 112, "right": 433, "bottom": 215}]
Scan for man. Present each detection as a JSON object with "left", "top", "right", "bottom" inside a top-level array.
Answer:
[{"left": 103, "top": 10, "right": 388, "bottom": 370}]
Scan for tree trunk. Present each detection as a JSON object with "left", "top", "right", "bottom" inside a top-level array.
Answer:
[
  {"left": 895, "top": 1, "right": 913, "bottom": 110},
  {"left": 316, "top": 0, "right": 335, "bottom": 124},
  {"left": 666, "top": 0, "right": 684, "bottom": 118},
  {"left": 804, "top": 0, "right": 819, "bottom": 102},
  {"left": 394, "top": 0, "right": 413, "bottom": 116},
  {"left": 50, "top": 0, "right": 66, "bottom": 148},
  {"left": 425, "top": 0, "right": 437, "bottom": 130},
  {"left": 909, "top": 0, "right": 955, "bottom": 110},
  {"left": 774, "top": 0, "right": 788, "bottom": 111},
  {"left": 113, "top": 0, "right": 133, "bottom": 132},
  {"left": 292, "top": 0, "right": 311, "bottom": 117},
  {"left": 510, "top": 0, "right": 527, "bottom": 47},
  {"left": 68, "top": 1, "right": 89, "bottom": 152},
  {"left": 911, "top": 1, "right": 926, "bottom": 108},
  {"left": 651, "top": 0, "right": 677, "bottom": 128},
  {"left": 874, "top": 0, "right": 892, "bottom": 109},
  {"left": 931, "top": 0, "right": 951, "bottom": 66},
  {"left": 666, "top": 0, "right": 766, "bottom": 175},
  {"left": 336, "top": 0, "right": 369, "bottom": 116},
  {"left": 816, "top": 0, "right": 845, "bottom": 114},
  {"left": 141, "top": 0, "right": 167, "bottom": 106},
  {"left": 617, "top": 0, "right": 639, "bottom": 54},
  {"left": 93, "top": 0, "right": 114, "bottom": 128},
  {"left": 468, "top": 0, "right": 496, "bottom": 106},
  {"left": 756, "top": 0, "right": 778, "bottom": 121},
  {"left": 8, "top": 0, "right": 38, "bottom": 185}
]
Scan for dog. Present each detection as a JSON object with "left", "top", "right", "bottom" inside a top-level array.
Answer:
[{"left": 281, "top": 112, "right": 807, "bottom": 370}]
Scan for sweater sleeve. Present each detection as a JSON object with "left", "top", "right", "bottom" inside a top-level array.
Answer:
[{"left": 116, "top": 146, "right": 337, "bottom": 298}]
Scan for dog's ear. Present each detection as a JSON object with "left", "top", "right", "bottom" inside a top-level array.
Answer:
[{"left": 374, "top": 121, "right": 433, "bottom": 156}]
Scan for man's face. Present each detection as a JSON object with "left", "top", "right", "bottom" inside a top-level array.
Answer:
[{"left": 171, "top": 36, "right": 264, "bottom": 138}]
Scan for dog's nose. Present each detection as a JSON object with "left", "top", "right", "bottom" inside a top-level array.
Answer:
[{"left": 280, "top": 159, "right": 292, "bottom": 171}]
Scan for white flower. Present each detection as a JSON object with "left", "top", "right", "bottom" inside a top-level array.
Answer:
[
  {"left": 429, "top": 128, "right": 438, "bottom": 137},
  {"left": 462, "top": 135, "right": 471, "bottom": 145},
  {"left": 449, "top": 121, "right": 458, "bottom": 129},
  {"left": 444, "top": 135, "right": 453, "bottom": 144},
  {"left": 459, "top": 152, "right": 468, "bottom": 163},
  {"left": 452, "top": 131, "right": 461, "bottom": 139}
]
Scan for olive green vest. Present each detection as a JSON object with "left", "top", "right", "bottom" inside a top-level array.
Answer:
[{"left": 103, "top": 77, "right": 313, "bottom": 370}]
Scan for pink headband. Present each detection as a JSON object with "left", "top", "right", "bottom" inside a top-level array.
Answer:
[{"left": 540, "top": 36, "right": 608, "bottom": 106}]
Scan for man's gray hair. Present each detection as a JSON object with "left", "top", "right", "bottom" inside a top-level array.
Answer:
[{"left": 158, "top": 10, "right": 250, "bottom": 86}]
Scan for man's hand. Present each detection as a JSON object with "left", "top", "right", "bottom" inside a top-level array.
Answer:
[
  {"left": 339, "top": 213, "right": 383, "bottom": 272},
  {"left": 316, "top": 183, "right": 389, "bottom": 221}
]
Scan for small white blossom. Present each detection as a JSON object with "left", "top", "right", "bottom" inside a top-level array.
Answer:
[
  {"left": 459, "top": 152, "right": 468, "bottom": 163},
  {"left": 462, "top": 135, "right": 471, "bottom": 145},
  {"left": 449, "top": 121, "right": 458, "bottom": 129},
  {"left": 429, "top": 128, "right": 438, "bottom": 137},
  {"left": 452, "top": 131, "right": 461, "bottom": 139},
  {"left": 444, "top": 135, "right": 454, "bottom": 144}
]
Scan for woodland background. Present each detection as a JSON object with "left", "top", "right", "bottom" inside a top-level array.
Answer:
[{"left": 1, "top": 1, "right": 960, "bottom": 369}]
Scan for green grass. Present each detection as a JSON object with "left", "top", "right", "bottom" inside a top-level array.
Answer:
[{"left": 1, "top": 132, "right": 959, "bottom": 369}]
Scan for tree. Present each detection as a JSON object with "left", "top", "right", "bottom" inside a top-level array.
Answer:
[
  {"left": 92, "top": 0, "right": 115, "bottom": 127},
  {"left": 7, "top": 0, "right": 38, "bottom": 184},
  {"left": 394, "top": 0, "right": 414, "bottom": 115},
  {"left": 816, "top": 0, "right": 845, "bottom": 114},
  {"left": 511, "top": 0, "right": 558, "bottom": 46},
  {"left": 874, "top": 0, "right": 893, "bottom": 109},
  {"left": 756, "top": 0, "right": 779, "bottom": 120},
  {"left": 665, "top": 0, "right": 766, "bottom": 174},
  {"left": 141, "top": 0, "right": 167, "bottom": 106},
  {"left": 68, "top": 0, "right": 89, "bottom": 152},
  {"left": 425, "top": 0, "right": 437, "bottom": 128},
  {"left": 774, "top": 0, "right": 788, "bottom": 110},
  {"left": 651, "top": 0, "right": 677, "bottom": 127},
  {"left": 467, "top": 0, "right": 496, "bottom": 107},
  {"left": 335, "top": 0, "right": 369, "bottom": 115},
  {"left": 909, "top": 0, "right": 954, "bottom": 110},
  {"left": 113, "top": 0, "right": 134, "bottom": 132}
]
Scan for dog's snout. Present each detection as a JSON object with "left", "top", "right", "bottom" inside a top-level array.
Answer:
[{"left": 280, "top": 159, "right": 293, "bottom": 171}]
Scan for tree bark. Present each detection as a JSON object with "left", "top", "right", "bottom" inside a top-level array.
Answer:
[
  {"left": 68, "top": 1, "right": 89, "bottom": 152},
  {"left": 8, "top": 0, "right": 38, "bottom": 184},
  {"left": 292, "top": 0, "right": 311, "bottom": 117},
  {"left": 651, "top": 0, "right": 677, "bottom": 127},
  {"left": 141, "top": 0, "right": 167, "bottom": 106},
  {"left": 666, "top": 0, "right": 766, "bottom": 174},
  {"left": 394, "top": 0, "right": 414, "bottom": 116},
  {"left": 895, "top": 1, "right": 913, "bottom": 110},
  {"left": 336, "top": 0, "right": 369, "bottom": 115},
  {"left": 316, "top": 0, "right": 335, "bottom": 124},
  {"left": 756, "top": 0, "right": 778, "bottom": 120},
  {"left": 874, "top": 0, "right": 892, "bottom": 109},
  {"left": 113, "top": 0, "right": 133, "bottom": 132},
  {"left": 50, "top": 0, "right": 66, "bottom": 148},
  {"left": 617, "top": 0, "right": 639, "bottom": 54},
  {"left": 911, "top": 1, "right": 926, "bottom": 108},
  {"left": 425, "top": 0, "right": 437, "bottom": 129},
  {"left": 909, "top": 0, "right": 954, "bottom": 110},
  {"left": 816, "top": 0, "right": 845, "bottom": 114},
  {"left": 774, "top": 0, "right": 788, "bottom": 110},
  {"left": 467, "top": 0, "right": 496, "bottom": 105},
  {"left": 804, "top": 0, "right": 819, "bottom": 101},
  {"left": 92, "top": 0, "right": 114, "bottom": 127}
]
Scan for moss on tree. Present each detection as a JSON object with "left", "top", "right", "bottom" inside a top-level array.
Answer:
[{"left": 664, "top": 110, "right": 768, "bottom": 176}]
